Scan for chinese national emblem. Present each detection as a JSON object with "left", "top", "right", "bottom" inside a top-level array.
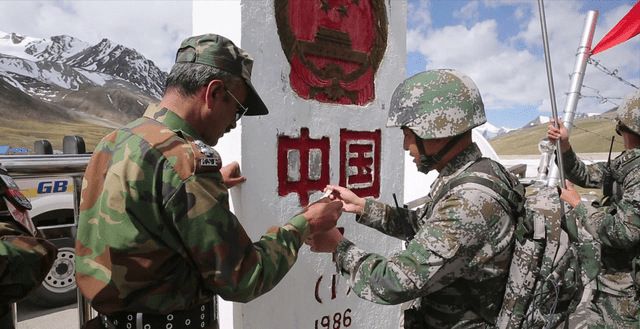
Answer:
[{"left": 275, "top": 0, "right": 388, "bottom": 105}]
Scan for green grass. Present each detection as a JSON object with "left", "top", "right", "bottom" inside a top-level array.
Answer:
[
  {"left": 490, "top": 116, "right": 624, "bottom": 155},
  {"left": 0, "top": 119, "right": 116, "bottom": 153}
]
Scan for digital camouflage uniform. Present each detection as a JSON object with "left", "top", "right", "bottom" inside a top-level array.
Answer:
[
  {"left": 561, "top": 89, "right": 640, "bottom": 328},
  {"left": 333, "top": 70, "right": 520, "bottom": 328},
  {"left": 335, "top": 144, "right": 518, "bottom": 328},
  {"left": 1, "top": 164, "right": 57, "bottom": 328},
  {"left": 76, "top": 34, "right": 310, "bottom": 329}
]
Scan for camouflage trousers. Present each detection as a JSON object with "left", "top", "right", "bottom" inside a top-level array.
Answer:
[{"left": 568, "top": 290, "right": 639, "bottom": 329}]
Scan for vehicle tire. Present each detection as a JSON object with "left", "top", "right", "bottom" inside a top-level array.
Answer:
[{"left": 29, "top": 238, "right": 77, "bottom": 307}]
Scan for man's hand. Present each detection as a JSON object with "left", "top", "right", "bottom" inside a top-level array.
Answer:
[
  {"left": 306, "top": 227, "right": 344, "bottom": 253},
  {"left": 548, "top": 119, "right": 571, "bottom": 153},
  {"left": 560, "top": 180, "right": 581, "bottom": 208},
  {"left": 220, "top": 161, "right": 246, "bottom": 189},
  {"left": 325, "top": 185, "right": 365, "bottom": 215},
  {"left": 300, "top": 198, "right": 343, "bottom": 234}
]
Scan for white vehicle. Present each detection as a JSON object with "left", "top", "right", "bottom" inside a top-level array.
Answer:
[{"left": 0, "top": 136, "right": 90, "bottom": 308}]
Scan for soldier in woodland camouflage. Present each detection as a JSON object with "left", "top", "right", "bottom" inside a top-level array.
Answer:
[
  {"left": 307, "top": 69, "right": 523, "bottom": 328},
  {"left": 75, "top": 34, "right": 342, "bottom": 329},
  {"left": 548, "top": 89, "right": 640, "bottom": 328},
  {"left": 0, "top": 164, "right": 57, "bottom": 328}
]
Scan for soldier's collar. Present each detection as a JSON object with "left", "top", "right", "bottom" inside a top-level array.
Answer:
[
  {"left": 438, "top": 143, "right": 482, "bottom": 177},
  {"left": 143, "top": 104, "right": 205, "bottom": 141}
]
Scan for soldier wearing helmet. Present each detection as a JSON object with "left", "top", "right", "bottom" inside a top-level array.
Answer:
[
  {"left": 548, "top": 89, "right": 640, "bottom": 328},
  {"left": 307, "top": 69, "right": 524, "bottom": 328}
]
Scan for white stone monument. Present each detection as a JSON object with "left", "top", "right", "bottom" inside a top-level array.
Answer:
[{"left": 195, "top": 0, "right": 407, "bottom": 327}]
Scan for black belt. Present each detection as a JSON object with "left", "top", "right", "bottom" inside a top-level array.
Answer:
[{"left": 100, "top": 300, "right": 217, "bottom": 329}]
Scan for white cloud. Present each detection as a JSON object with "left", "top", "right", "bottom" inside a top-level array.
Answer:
[
  {"left": 406, "top": 27, "right": 428, "bottom": 54},
  {"left": 408, "top": 0, "right": 639, "bottom": 125},
  {"left": 453, "top": 1, "right": 481, "bottom": 25},
  {"left": 0, "top": 0, "right": 192, "bottom": 72},
  {"left": 407, "top": 0, "right": 432, "bottom": 32},
  {"left": 419, "top": 19, "right": 547, "bottom": 110}
]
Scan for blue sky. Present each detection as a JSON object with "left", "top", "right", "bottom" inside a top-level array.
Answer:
[
  {"left": 408, "top": 0, "right": 640, "bottom": 128},
  {"left": 1, "top": 0, "right": 638, "bottom": 129}
]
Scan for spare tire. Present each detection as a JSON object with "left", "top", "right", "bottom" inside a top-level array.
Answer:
[{"left": 29, "top": 238, "right": 77, "bottom": 307}]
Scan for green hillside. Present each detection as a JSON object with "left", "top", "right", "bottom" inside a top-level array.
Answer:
[{"left": 490, "top": 114, "right": 625, "bottom": 155}]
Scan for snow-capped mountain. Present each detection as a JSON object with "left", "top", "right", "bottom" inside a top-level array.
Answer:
[
  {"left": 475, "top": 122, "right": 517, "bottom": 140},
  {"left": 63, "top": 38, "right": 167, "bottom": 98},
  {"left": 0, "top": 30, "right": 167, "bottom": 124},
  {"left": 523, "top": 115, "right": 551, "bottom": 128},
  {"left": 25, "top": 34, "right": 91, "bottom": 62},
  {"left": 523, "top": 113, "right": 600, "bottom": 129}
]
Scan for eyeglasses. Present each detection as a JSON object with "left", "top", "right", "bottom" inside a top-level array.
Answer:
[{"left": 226, "top": 89, "right": 249, "bottom": 121}]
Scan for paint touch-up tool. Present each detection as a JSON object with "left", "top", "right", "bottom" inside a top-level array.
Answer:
[{"left": 321, "top": 189, "right": 334, "bottom": 199}]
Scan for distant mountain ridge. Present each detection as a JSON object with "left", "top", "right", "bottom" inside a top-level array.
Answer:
[
  {"left": 476, "top": 112, "right": 607, "bottom": 140},
  {"left": 0, "top": 30, "right": 167, "bottom": 125},
  {"left": 475, "top": 122, "right": 517, "bottom": 140},
  {"left": 490, "top": 111, "right": 621, "bottom": 155},
  {"left": 522, "top": 112, "right": 600, "bottom": 129}
]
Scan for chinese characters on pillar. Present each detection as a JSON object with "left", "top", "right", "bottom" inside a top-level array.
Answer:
[
  {"left": 278, "top": 128, "right": 330, "bottom": 206},
  {"left": 277, "top": 128, "right": 381, "bottom": 206},
  {"left": 339, "top": 129, "right": 381, "bottom": 199}
]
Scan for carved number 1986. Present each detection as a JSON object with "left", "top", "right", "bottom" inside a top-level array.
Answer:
[{"left": 315, "top": 308, "right": 352, "bottom": 329}]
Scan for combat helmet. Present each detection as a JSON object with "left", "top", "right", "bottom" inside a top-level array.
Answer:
[
  {"left": 387, "top": 69, "right": 486, "bottom": 140},
  {"left": 616, "top": 89, "right": 640, "bottom": 135}
]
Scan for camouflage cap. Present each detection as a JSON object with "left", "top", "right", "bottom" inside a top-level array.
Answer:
[
  {"left": 175, "top": 33, "right": 268, "bottom": 116},
  {"left": 387, "top": 69, "right": 486, "bottom": 140},
  {"left": 616, "top": 89, "right": 640, "bottom": 135}
]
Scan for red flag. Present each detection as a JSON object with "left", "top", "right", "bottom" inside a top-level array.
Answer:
[{"left": 591, "top": 0, "right": 640, "bottom": 55}]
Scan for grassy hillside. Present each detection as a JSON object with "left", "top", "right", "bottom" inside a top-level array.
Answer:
[
  {"left": 490, "top": 114, "right": 624, "bottom": 155},
  {"left": 0, "top": 119, "right": 115, "bottom": 153}
]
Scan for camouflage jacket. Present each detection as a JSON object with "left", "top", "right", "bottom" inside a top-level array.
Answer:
[
  {"left": 563, "top": 147, "right": 640, "bottom": 296},
  {"left": 76, "top": 104, "right": 311, "bottom": 315},
  {"left": 1, "top": 202, "right": 57, "bottom": 304},
  {"left": 334, "top": 144, "right": 517, "bottom": 329}
]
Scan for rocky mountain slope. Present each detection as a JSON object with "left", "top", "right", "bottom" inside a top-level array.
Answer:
[{"left": 0, "top": 31, "right": 167, "bottom": 125}]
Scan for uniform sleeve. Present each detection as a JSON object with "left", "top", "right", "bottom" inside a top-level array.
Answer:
[
  {"left": 165, "top": 172, "right": 311, "bottom": 303},
  {"left": 355, "top": 199, "right": 425, "bottom": 240},
  {"left": 0, "top": 221, "right": 57, "bottom": 304},
  {"left": 334, "top": 187, "right": 512, "bottom": 305},
  {"left": 562, "top": 147, "right": 606, "bottom": 189},
  {"left": 573, "top": 166, "right": 640, "bottom": 249}
]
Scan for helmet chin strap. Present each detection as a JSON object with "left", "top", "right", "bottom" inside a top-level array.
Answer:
[{"left": 413, "top": 131, "right": 465, "bottom": 174}]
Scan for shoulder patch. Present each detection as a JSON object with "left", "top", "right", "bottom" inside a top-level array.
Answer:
[
  {"left": 200, "top": 157, "right": 219, "bottom": 167},
  {"left": 2, "top": 196, "right": 37, "bottom": 236},
  {"left": 193, "top": 140, "right": 222, "bottom": 173},
  {"left": 614, "top": 149, "right": 640, "bottom": 182},
  {"left": 619, "top": 149, "right": 640, "bottom": 165}
]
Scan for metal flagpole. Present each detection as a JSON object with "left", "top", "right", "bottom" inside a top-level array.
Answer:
[
  {"left": 545, "top": 9, "right": 599, "bottom": 187},
  {"left": 537, "top": 0, "right": 566, "bottom": 189}
]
